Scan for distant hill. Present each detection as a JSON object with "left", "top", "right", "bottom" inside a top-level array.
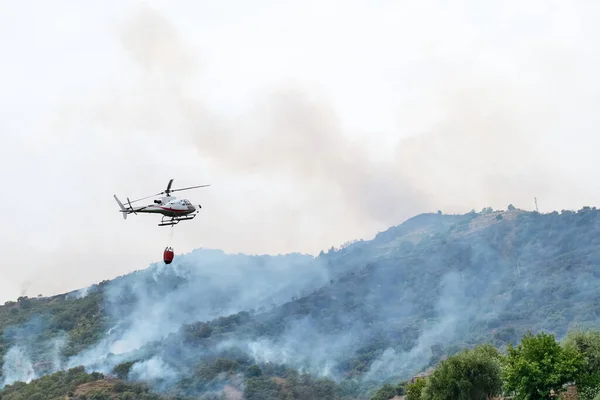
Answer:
[{"left": 2, "top": 206, "right": 600, "bottom": 399}]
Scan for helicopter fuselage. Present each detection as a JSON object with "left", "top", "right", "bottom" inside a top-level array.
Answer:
[{"left": 137, "top": 196, "right": 197, "bottom": 217}]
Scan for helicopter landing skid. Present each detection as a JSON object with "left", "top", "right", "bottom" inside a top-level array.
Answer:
[{"left": 158, "top": 213, "right": 197, "bottom": 227}]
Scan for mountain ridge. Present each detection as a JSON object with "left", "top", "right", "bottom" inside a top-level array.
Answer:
[{"left": 2, "top": 205, "right": 599, "bottom": 399}]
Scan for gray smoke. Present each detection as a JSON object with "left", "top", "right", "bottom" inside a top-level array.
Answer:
[
  {"left": 64, "top": 0, "right": 597, "bottom": 235},
  {"left": 5, "top": 0, "right": 600, "bottom": 302},
  {"left": 62, "top": 249, "right": 331, "bottom": 372}
]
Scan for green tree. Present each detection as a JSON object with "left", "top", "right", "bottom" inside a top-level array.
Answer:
[
  {"left": 243, "top": 376, "right": 282, "bottom": 400},
  {"left": 369, "top": 383, "right": 397, "bottom": 400},
  {"left": 502, "top": 331, "right": 584, "bottom": 400},
  {"left": 562, "top": 329, "right": 600, "bottom": 400},
  {"left": 113, "top": 361, "right": 136, "bottom": 380},
  {"left": 246, "top": 364, "right": 263, "bottom": 378},
  {"left": 406, "top": 378, "right": 427, "bottom": 400},
  {"left": 563, "top": 329, "right": 600, "bottom": 372},
  {"left": 88, "top": 390, "right": 111, "bottom": 400},
  {"left": 421, "top": 343, "right": 503, "bottom": 400}
]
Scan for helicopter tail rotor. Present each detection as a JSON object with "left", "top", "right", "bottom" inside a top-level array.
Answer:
[{"left": 126, "top": 197, "right": 138, "bottom": 214}]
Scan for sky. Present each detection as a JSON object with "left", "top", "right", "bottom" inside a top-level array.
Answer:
[{"left": 1, "top": 0, "right": 600, "bottom": 303}]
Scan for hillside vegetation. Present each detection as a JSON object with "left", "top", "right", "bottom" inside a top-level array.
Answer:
[
  {"left": 0, "top": 366, "right": 169, "bottom": 399},
  {"left": 3, "top": 327, "right": 600, "bottom": 400},
  {"left": 1, "top": 206, "right": 600, "bottom": 399}
]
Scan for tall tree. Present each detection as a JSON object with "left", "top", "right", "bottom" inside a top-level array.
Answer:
[
  {"left": 562, "top": 329, "right": 600, "bottom": 400},
  {"left": 502, "top": 331, "right": 584, "bottom": 400},
  {"left": 406, "top": 378, "right": 427, "bottom": 400},
  {"left": 421, "top": 343, "right": 503, "bottom": 400}
]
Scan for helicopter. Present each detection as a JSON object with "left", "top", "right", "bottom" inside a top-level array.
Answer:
[{"left": 113, "top": 178, "right": 210, "bottom": 226}]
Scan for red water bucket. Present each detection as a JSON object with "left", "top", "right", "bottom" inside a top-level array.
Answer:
[{"left": 163, "top": 247, "right": 174, "bottom": 264}]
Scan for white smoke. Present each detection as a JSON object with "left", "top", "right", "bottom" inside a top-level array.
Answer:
[{"left": 0, "top": 346, "right": 35, "bottom": 387}]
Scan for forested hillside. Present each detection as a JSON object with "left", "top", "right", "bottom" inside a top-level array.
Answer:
[{"left": 1, "top": 206, "right": 600, "bottom": 399}]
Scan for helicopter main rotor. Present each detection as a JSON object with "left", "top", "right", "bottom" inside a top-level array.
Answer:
[{"left": 128, "top": 178, "right": 210, "bottom": 203}]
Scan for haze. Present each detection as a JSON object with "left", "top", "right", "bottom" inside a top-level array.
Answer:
[{"left": 1, "top": 0, "right": 599, "bottom": 303}]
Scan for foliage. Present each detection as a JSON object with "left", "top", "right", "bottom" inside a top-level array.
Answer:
[
  {"left": 580, "top": 381, "right": 600, "bottom": 400},
  {"left": 405, "top": 378, "right": 427, "bottom": 400},
  {"left": 562, "top": 329, "right": 600, "bottom": 399},
  {"left": 112, "top": 361, "right": 137, "bottom": 380},
  {"left": 369, "top": 382, "right": 405, "bottom": 400},
  {"left": 0, "top": 366, "right": 166, "bottom": 400},
  {"left": 421, "top": 343, "right": 503, "bottom": 400},
  {"left": 0, "top": 288, "right": 111, "bottom": 383},
  {"left": 243, "top": 369, "right": 340, "bottom": 400},
  {"left": 365, "top": 328, "right": 600, "bottom": 400},
  {"left": 369, "top": 328, "right": 600, "bottom": 400},
  {"left": 501, "top": 331, "right": 584, "bottom": 400},
  {"left": 245, "top": 376, "right": 283, "bottom": 400},
  {"left": 369, "top": 384, "right": 396, "bottom": 400},
  {"left": 247, "top": 364, "right": 263, "bottom": 378}
]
